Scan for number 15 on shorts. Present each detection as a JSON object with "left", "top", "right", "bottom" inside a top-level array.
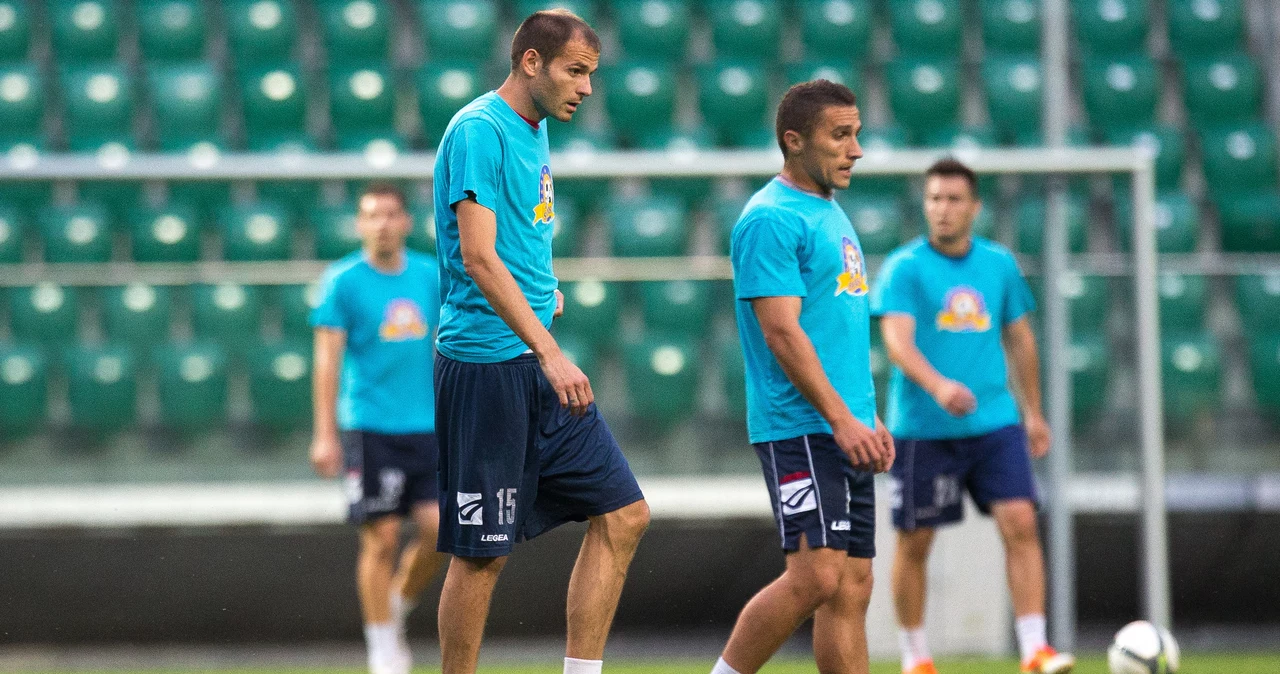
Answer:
[
  {"left": 496, "top": 488, "right": 517, "bottom": 525},
  {"left": 457, "top": 488, "right": 516, "bottom": 526}
]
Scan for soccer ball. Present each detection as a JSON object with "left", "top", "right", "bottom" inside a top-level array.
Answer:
[{"left": 1108, "top": 620, "right": 1180, "bottom": 674}]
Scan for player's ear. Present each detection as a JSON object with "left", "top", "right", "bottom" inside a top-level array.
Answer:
[
  {"left": 519, "top": 49, "right": 541, "bottom": 78},
  {"left": 783, "top": 129, "right": 804, "bottom": 156}
]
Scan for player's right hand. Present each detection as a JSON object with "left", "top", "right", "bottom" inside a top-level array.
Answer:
[
  {"left": 310, "top": 433, "right": 343, "bottom": 479},
  {"left": 539, "top": 347, "right": 594, "bottom": 416},
  {"left": 932, "top": 378, "right": 977, "bottom": 417},
  {"left": 832, "top": 415, "right": 884, "bottom": 472}
]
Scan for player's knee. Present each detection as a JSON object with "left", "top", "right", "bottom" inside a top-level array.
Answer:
[
  {"left": 843, "top": 563, "right": 874, "bottom": 607},
  {"left": 998, "top": 504, "right": 1039, "bottom": 547},
  {"left": 603, "top": 499, "right": 650, "bottom": 545},
  {"left": 897, "top": 530, "right": 934, "bottom": 563},
  {"left": 360, "top": 525, "right": 400, "bottom": 564},
  {"left": 791, "top": 561, "right": 844, "bottom": 608}
]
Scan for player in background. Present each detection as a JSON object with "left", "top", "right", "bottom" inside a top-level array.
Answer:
[
  {"left": 431, "top": 11, "right": 649, "bottom": 674},
  {"left": 712, "top": 80, "right": 894, "bottom": 674},
  {"left": 870, "top": 159, "right": 1075, "bottom": 674},
  {"left": 309, "top": 184, "right": 447, "bottom": 674}
]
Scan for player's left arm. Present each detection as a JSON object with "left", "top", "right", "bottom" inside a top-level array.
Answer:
[{"left": 1001, "top": 317, "right": 1051, "bottom": 459}]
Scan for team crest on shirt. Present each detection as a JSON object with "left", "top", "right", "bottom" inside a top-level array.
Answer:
[
  {"left": 834, "top": 236, "right": 869, "bottom": 297},
  {"left": 936, "top": 286, "right": 992, "bottom": 332},
  {"left": 379, "top": 298, "right": 428, "bottom": 341},
  {"left": 531, "top": 164, "right": 555, "bottom": 226}
]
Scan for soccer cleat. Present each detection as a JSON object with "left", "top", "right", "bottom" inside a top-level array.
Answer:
[
  {"left": 904, "top": 660, "right": 938, "bottom": 674},
  {"left": 1021, "top": 646, "right": 1075, "bottom": 674}
]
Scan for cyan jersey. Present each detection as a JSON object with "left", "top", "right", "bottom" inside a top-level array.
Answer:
[
  {"left": 312, "top": 251, "right": 441, "bottom": 434},
  {"left": 433, "top": 91, "right": 558, "bottom": 363},
  {"left": 731, "top": 177, "right": 878, "bottom": 444},
  {"left": 870, "top": 237, "right": 1036, "bottom": 440}
]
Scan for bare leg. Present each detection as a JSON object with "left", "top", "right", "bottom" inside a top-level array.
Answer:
[
  {"left": 891, "top": 527, "right": 936, "bottom": 630},
  {"left": 395, "top": 501, "right": 449, "bottom": 602},
  {"left": 438, "top": 555, "right": 508, "bottom": 674},
  {"left": 812, "top": 556, "right": 874, "bottom": 674},
  {"left": 719, "top": 536, "right": 848, "bottom": 674},
  {"left": 564, "top": 499, "right": 651, "bottom": 659},
  {"left": 358, "top": 516, "right": 403, "bottom": 624},
  {"left": 990, "top": 500, "right": 1045, "bottom": 618}
]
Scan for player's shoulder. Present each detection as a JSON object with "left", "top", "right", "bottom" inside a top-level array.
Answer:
[
  {"left": 323, "top": 252, "right": 367, "bottom": 282},
  {"left": 404, "top": 249, "right": 438, "bottom": 273},
  {"left": 972, "top": 237, "right": 1020, "bottom": 266},
  {"left": 882, "top": 237, "right": 931, "bottom": 269},
  {"left": 445, "top": 93, "right": 506, "bottom": 142},
  {"left": 737, "top": 181, "right": 810, "bottom": 229}
]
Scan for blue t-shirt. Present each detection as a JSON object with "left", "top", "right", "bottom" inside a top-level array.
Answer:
[
  {"left": 433, "top": 91, "right": 558, "bottom": 363},
  {"left": 731, "top": 177, "right": 878, "bottom": 444},
  {"left": 311, "top": 251, "right": 441, "bottom": 434},
  {"left": 870, "top": 237, "right": 1036, "bottom": 440}
]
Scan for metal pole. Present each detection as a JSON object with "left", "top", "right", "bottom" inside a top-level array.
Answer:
[
  {"left": 1131, "top": 158, "right": 1173, "bottom": 629},
  {"left": 1041, "top": 0, "right": 1076, "bottom": 652}
]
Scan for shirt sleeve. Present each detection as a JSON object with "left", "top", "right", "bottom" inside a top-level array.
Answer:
[
  {"left": 731, "top": 209, "right": 808, "bottom": 300},
  {"left": 310, "top": 268, "right": 348, "bottom": 331},
  {"left": 870, "top": 252, "right": 918, "bottom": 318},
  {"left": 446, "top": 119, "right": 503, "bottom": 213},
  {"left": 1003, "top": 254, "right": 1036, "bottom": 324}
]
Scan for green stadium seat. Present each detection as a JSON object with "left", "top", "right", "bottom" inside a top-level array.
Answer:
[
  {"left": 51, "top": 0, "right": 119, "bottom": 62},
  {"left": 607, "top": 193, "right": 688, "bottom": 257},
  {"left": 548, "top": 129, "right": 615, "bottom": 210},
  {"left": 614, "top": 0, "right": 690, "bottom": 59},
  {"left": 623, "top": 335, "right": 700, "bottom": 426},
  {"left": 226, "top": 0, "right": 297, "bottom": 63},
  {"left": 1218, "top": 191, "right": 1280, "bottom": 252},
  {"left": 555, "top": 334, "right": 599, "bottom": 382},
  {"left": 329, "top": 64, "right": 396, "bottom": 136},
  {"left": 1067, "top": 332, "right": 1110, "bottom": 420},
  {"left": 708, "top": 0, "right": 781, "bottom": 59},
  {"left": 0, "top": 139, "right": 50, "bottom": 207},
  {"left": 1073, "top": 0, "right": 1148, "bottom": 55},
  {"left": 220, "top": 201, "right": 292, "bottom": 261},
  {"left": 983, "top": 57, "right": 1042, "bottom": 141},
  {"left": 980, "top": 0, "right": 1039, "bottom": 54},
  {"left": 638, "top": 126, "right": 716, "bottom": 206},
  {"left": 192, "top": 283, "right": 263, "bottom": 351},
  {"left": 889, "top": 0, "right": 963, "bottom": 57},
  {"left": 1162, "top": 332, "right": 1221, "bottom": 419},
  {"left": 837, "top": 195, "right": 904, "bottom": 255},
  {"left": 417, "top": 62, "right": 484, "bottom": 147},
  {"left": 319, "top": 0, "right": 390, "bottom": 61},
  {"left": 0, "top": 1, "right": 31, "bottom": 62},
  {"left": 1168, "top": 0, "right": 1243, "bottom": 56},
  {"left": 604, "top": 62, "right": 676, "bottom": 143},
  {"left": 39, "top": 202, "right": 112, "bottom": 263},
  {"left": 9, "top": 283, "right": 78, "bottom": 343},
  {"left": 313, "top": 203, "right": 361, "bottom": 260},
  {"left": 1081, "top": 55, "right": 1159, "bottom": 134},
  {"left": 1157, "top": 272, "right": 1208, "bottom": 332},
  {"left": 239, "top": 64, "right": 307, "bottom": 146},
  {"left": 162, "top": 143, "right": 233, "bottom": 226},
  {"left": 970, "top": 201, "right": 998, "bottom": 239},
  {"left": 0, "top": 343, "right": 45, "bottom": 433},
  {"left": 1015, "top": 195, "right": 1088, "bottom": 255},
  {"left": 156, "top": 341, "right": 228, "bottom": 428},
  {"left": 1236, "top": 272, "right": 1280, "bottom": 333},
  {"left": 517, "top": 0, "right": 595, "bottom": 25},
  {"left": 1113, "top": 192, "right": 1199, "bottom": 254},
  {"left": 147, "top": 62, "right": 221, "bottom": 147},
  {"left": 66, "top": 344, "right": 136, "bottom": 430},
  {"left": 851, "top": 126, "right": 910, "bottom": 197},
  {"left": 800, "top": 0, "right": 872, "bottom": 60},
  {"left": 718, "top": 335, "right": 746, "bottom": 420},
  {"left": 0, "top": 64, "right": 42, "bottom": 139},
  {"left": 1200, "top": 124, "right": 1278, "bottom": 198},
  {"left": 72, "top": 140, "right": 144, "bottom": 213},
  {"left": 1029, "top": 272, "right": 1109, "bottom": 333},
  {"left": 713, "top": 193, "right": 748, "bottom": 254},
  {"left": 1248, "top": 333, "right": 1280, "bottom": 411},
  {"left": 639, "top": 280, "right": 712, "bottom": 337},
  {"left": 61, "top": 64, "right": 134, "bottom": 148},
  {"left": 785, "top": 60, "right": 861, "bottom": 91},
  {"left": 698, "top": 61, "right": 769, "bottom": 146},
  {"left": 102, "top": 283, "right": 172, "bottom": 346},
  {"left": 248, "top": 340, "right": 311, "bottom": 429},
  {"left": 0, "top": 203, "right": 23, "bottom": 262},
  {"left": 137, "top": 0, "right": 205, "bottom": 61},
  {"left": 420, "top": 0, "right": 499, "bottom": 61},
  {"left": 1182, "top": 53, "right": 1262, "bottom": 127},
  {"left": 553, "top": 279, "right": 622, "bottom": 346},
  {"left": 886, "top": 59, "right": 961, "bottom": 141},
  {"left": 406, "top": 201, "right": 436, "bottom": 253},
  {"left": 550, "top": 196, "right": 579, "bottom": 256},
  {"left": 279, "top": 281, "right": 322, "bottom": 338},
  {"left": 1104, "top": 125, "right": 1185, "bottom": 191}
]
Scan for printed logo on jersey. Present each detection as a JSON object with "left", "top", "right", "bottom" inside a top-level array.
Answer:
[
  {"left": 379, "top": 298, "right": 428, "bottom": 342},
  {"left": 936, "top": 285, "right": 992, "bottom": 332},
  {"left": 778, "top": 470, "right": 818, "bottom": 516},
  {"left": 834, "top": 236, "right": 869, "bottom": 297},
  {"left": 532, "top": 164, "right": 555, "bottom": 226},
  {"left": 457, "top": 492, "right": 483, "bottom": 525}
]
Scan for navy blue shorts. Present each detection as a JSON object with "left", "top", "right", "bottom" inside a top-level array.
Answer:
[
  {"left": 434, "top": 352, "right": 644, "bottom": 558},
  {"left": 754, "top": 434, "right": 876, "bottom": 559},
  {"left": 889, "top": 424, "right": 1038, "bottom": 531},
  {"left": 342, "top": 430, "right": 439, "bottom": 525}
]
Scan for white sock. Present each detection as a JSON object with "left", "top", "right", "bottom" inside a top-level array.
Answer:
[
  {"left": 1015, "top": 613, "right": 1048, "bottom": 664},
  {"left": 564, "top": 656, "right": 603, "bottom": 674},
  {"left": 389, "top": 589, "right": 416, "bottom": 624},
  {"left": 899, "top": 626, "right": 931, "bottom": 671},
  {"left": 364, "top": 623, "right": 399, "bottom": 674},
  {"left": 710, "top": 657, "right": 743, "bottom": 674}
]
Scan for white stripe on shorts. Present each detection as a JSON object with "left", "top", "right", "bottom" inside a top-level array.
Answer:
[{"left": 802, "top": 434, "right": 828, "bottom": 547}]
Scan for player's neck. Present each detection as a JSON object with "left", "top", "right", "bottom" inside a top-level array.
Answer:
[
  {"left": 779, "top": 165, "right": 832, "bottom": 199},
  {"left": 364, "top": 248, "right": 406, "bottom": 274},
  {"left": 496, "top": 77, "right": 544, "bottom": 126},
  {"left": 928, "top": 235, "right": 973, "bottom": 258}
]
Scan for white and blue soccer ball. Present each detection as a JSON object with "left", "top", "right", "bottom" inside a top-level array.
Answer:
[{"left": 1108, "top": 620, "right": 1180, "bottom": 674}]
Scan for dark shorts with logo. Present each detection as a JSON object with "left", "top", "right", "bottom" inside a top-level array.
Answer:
[
  {"left": 889, "top": 424, "right": 1038, "bottom": 531},
  {"left": 434, "top": 352, "right": 645, "bottom": 558},
  {"left": 341, "top": 430, "right": 439, "bottom": 525},
  {"left": 753, "top": 433, "right": 877, "bottom": 559}
]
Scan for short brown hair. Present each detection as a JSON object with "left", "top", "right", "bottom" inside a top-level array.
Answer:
[
  {"left": 775, "top": 79, "right": 858, "bottom": 156},
  {"left": 510, "top": 9, "right": 601, "bottom": 71},
  {"left": 360, "top": 182, "right": 407, "bottom": 209},
  {"left": 925, "top": 158, "right": 978, "bottom": 197}
]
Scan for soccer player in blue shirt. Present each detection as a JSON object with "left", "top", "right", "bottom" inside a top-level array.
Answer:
[
  {"left": 431, "top": 11, "right": 649, "bottom": 674},
  {"left": 310, "top": 184, "right": 447, "bottom": 674},
  {"left": 711, "top": 80, "right": 894, "bottom": 674},
  {"left": 871, "top": 159, "right": 1075, "bottom": 674}
]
